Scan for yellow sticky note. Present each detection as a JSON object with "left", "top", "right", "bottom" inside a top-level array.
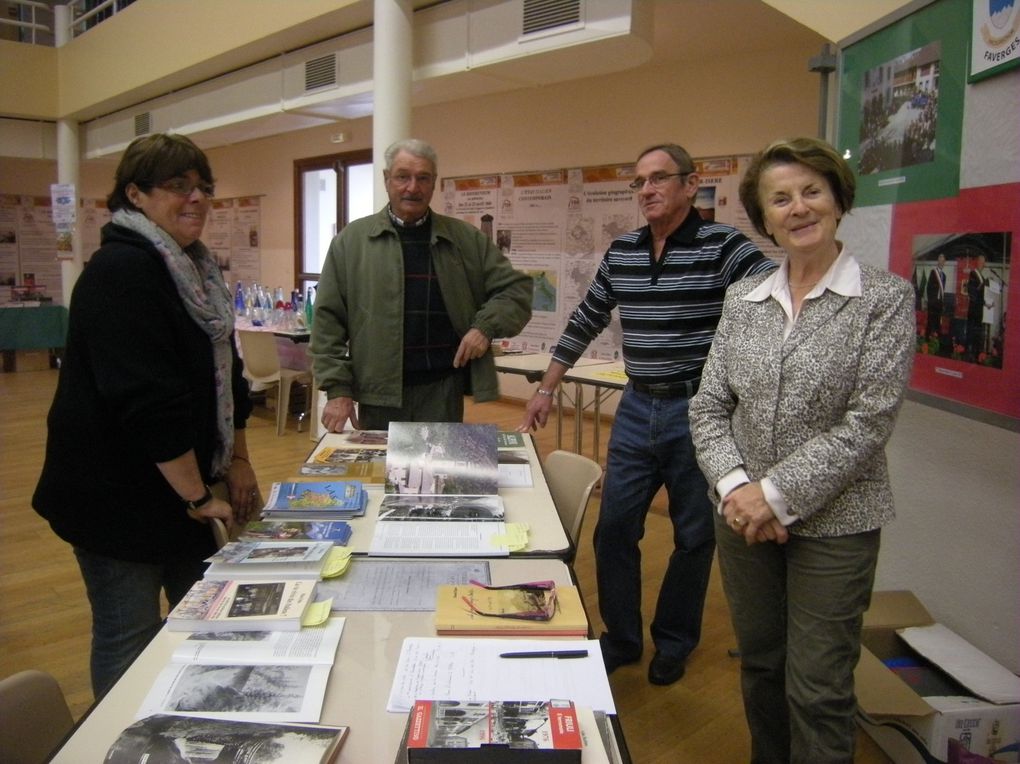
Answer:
[
  {"left": 321, "top": 547, "right": 353, "bottom": 579},
  {"left": 301, "top": 598, "right": 334, "bottom": 627},
  {"left": 492, "top": 522, "right": 529, "bottom": 551}
]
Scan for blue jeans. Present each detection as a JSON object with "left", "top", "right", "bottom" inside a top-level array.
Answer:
[
  {"left": 73, "top": 547, "right": 207, "bottom": 698},
  {"left": 593, "top": 387, "right": 715, "bottom": 662},
  {"left": 715, "top": 514, "right": 880, "bottom": 764}
]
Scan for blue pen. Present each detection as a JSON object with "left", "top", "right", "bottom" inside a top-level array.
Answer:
[{"left": 498, "top": 650, "right": 588, "bottom": 659}]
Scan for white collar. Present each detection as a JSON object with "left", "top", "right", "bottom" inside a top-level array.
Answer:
[{"left": 743, "top": 243, "right": 862, "bottom": 305}]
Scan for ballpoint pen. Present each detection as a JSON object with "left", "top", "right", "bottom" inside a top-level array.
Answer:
[{"left": 498, "top": 650, "right": 589, "bottom": 659}]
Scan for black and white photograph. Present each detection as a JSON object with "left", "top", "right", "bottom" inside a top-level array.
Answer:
[
  {"left": 385, "top": 422, "right": 499, "bottom": 496},
  {"left": 379, "top": 494, "right": 505, "bottom": 521}
]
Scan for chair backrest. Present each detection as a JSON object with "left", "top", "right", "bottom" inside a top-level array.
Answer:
[
  {"left": 543, "top": 449, "right": 603, "bottom": 547},
  {"left": 237, "top": 330, "right": 282, "bottom": 383},
  {"left": 0, "top": 670, "right": 74, "bottom": 764}
]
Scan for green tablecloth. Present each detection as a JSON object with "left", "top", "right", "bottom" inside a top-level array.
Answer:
[{"left": 0, "top": 305, "right": 69, "bottom": 350}]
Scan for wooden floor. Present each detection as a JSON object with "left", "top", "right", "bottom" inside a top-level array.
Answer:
[{"left": 0, "top": 369, "right": 890, "bottom": 762}]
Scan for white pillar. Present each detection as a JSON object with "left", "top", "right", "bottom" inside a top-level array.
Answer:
[
  {"left": 372, "top": 0, "right": 413, "bottom": 207},
  {"left": 55, "top": 5, "right": 83, "bottom": 305}
]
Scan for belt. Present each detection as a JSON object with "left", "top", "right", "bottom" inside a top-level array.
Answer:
[{"left": 630, "top": 378, "right": 700, "bottom": 398}]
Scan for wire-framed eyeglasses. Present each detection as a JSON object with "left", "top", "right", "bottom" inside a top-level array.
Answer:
[
  {"left": 628, "top": 172, "right": 691, "bottom": 191},
  {"left": 158, "top": 177, "right": 216, "bottom": 198}
]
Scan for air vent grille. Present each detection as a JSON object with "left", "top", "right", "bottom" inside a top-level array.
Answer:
[
  {"left": 522, "top": 0, "right": 581, "bottom": 36},
  {"left": 133, "top": 112, "right": 151, "bottom": 136},
  {"left": 304, "top": 53, "right": 338, "bottom": 92}
]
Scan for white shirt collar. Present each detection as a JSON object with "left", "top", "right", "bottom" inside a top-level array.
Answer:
[{"left": 743, "top": 243, "right": 861, "bottom": 304}]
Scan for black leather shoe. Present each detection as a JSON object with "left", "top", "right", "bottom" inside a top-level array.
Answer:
[
  {"left": 599, "top": 634, "right": 641, "bottom": 674},
  {"left": 648, "top": 652, "right": 686, "bottom": 685}
]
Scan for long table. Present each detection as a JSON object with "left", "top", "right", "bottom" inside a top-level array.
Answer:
[
  {"left": 313, "top": 430, "right": 572, "bottom": 559},
  {"left": 51, "top": 558, "right": 628, "bottom": 763},
  {"left": 0, "top": 304, "right": 68, "bottom": 371},
  {"left": 562, "top": 362, "right": 628, "bottom": 462},
  {"left": 495, "top": 353, "right": 615, "bottom": 452}
]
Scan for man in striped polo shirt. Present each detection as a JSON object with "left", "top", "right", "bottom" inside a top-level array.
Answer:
[{"left": 518, "top": 144, "right": 775, "bottom": 685}]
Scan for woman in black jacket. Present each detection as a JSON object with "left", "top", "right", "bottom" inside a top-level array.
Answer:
[{"left": 33, "top": 133, "right": 260, "bottom": 697}]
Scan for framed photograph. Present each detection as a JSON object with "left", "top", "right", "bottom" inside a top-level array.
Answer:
[
  {"left": 890, "top": 182, "right": 1019, "bottom": 418},
  {"left": 970, "top": 0, "right": 1020, "bottom": 82},
  {"left": 837, "top": 0, "right": 971, "bottom": 207}
]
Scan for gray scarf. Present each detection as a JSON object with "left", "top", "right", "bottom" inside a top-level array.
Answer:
[{"left": 112, "top": 208, "right": 235, "bottom": 478}]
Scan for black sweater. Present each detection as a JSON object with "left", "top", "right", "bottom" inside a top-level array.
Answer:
[{"left": 33, "top": 224, "right": 252, "bottom": 562}]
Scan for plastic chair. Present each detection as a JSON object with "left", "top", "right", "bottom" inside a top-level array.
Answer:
[
  {"left": 237, "top": 330, "right": 312, "bottom": 436},
  {"left": 542, "top": 449, "right": 603, "bottom": 560},
  {"left": 0, "top": 670, "right": 74, "bottom": 764}
]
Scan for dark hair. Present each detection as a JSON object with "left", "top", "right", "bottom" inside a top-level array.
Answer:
[
  {"left": 636, "top": 143, "right": 695, "bottom": 174},
  {"left": 106, "top": 133, "right": 214, "bottom": 212},
  {"left": 738, "top": 137, "right": 855, "bottom": 244}
]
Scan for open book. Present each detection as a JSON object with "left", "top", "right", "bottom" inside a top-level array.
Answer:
[
  {"left": 137, "top": 617, "right": 345, "bottom": 724},
  {"left": 370, "top": 423, "right": 510, "bottom": 556},
  {"left": 105, "top": 715, "right": 348, "bottom": 764}
]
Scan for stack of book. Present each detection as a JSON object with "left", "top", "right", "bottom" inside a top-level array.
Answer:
[
  {"left": 204, "top": 540, "right": 340, "bottom": 581},
  {"left": 239, "top": 519, "right": 353, "bottom": 545},
  {"left": 263, "top": 479, "right": 369, "bottom": 520},
  {"left": 166, "top": 578, "right": 321, "bottom": 633}
]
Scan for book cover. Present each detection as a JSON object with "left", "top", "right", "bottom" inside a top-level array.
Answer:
[
  {"left": 204, "top": 540, "right": 334, "bottom": 581},
  {"left": 379, "top": 494, "right": 505, "bottom": 521},
  {"left": 299, "top": 444, "right": 388, "bottom": 481},
  {"left": 435, "top": 584, "right": 588, "bottom": 637},
  {"left": 385, "top": 422, "right": 499, "bottom": 496},
  {"left": 265, "top": 481, "right": 367, "bottom": 511},
  {"left": 406, "top": 699, "right": 582, "bottom": 762},
  {"left": 166, "top": 579, "right": 316, "bottom": 632},
  {"left": 239, "top": 520, "right": 353, "bottom": 545},
  {"left": 105, "top": 714, "right": 348, "bottom": 764}
]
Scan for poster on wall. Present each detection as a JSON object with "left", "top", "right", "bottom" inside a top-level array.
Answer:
[
  {"left": 444, "top": 156, "right": 761, "bottom": 359},
  {"left": 497, "top": 170, "right": 570, "bottom": 353},
  {"left": 16, "top": 196, "right": 62, "bottom": 304},
  {"left": 891, "top": 182, "right": 1018, "bottom": 418},
  {"left": 970, "top": 0, "right": 1020, "bottom": 81},
  {"left": 837, "top": 0, "right": 970, "bottom": 207},
  {"left": 206, "top": 198, "right": 262, "bottom": 289},
  {"left": 230, "top": 197, "right": 262, "bottom": 286},
  {"left": 0, "top": 195, "right": 18, "bottom": 301}
]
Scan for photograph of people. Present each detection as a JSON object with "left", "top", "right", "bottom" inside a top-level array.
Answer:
[
  {"left": 689, "top": 137, "right": 915, "bottom": 762},
  {"left": 32, "top": 133, "right": 260, "bottom": 698}
]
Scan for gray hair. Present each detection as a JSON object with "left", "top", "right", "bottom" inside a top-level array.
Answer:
[{"left": 384, "top": 139, "right": 438, "bottom": 173}]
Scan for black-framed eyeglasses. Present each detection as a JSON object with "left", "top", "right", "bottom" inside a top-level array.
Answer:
[
  {"left": 628, "top": 172, "right": 691, "bottom": 191},
  {"left": 158, "top": 177, "right": 216, "bottom": 198}
]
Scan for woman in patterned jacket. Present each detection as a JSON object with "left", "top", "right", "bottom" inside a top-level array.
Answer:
[{"left": 689, "top": 137, "right": 915, "bottom": 763}]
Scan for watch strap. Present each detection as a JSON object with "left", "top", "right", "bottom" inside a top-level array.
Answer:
[{"left": 184, "top": 485, "right": 214, "bottom": 512}]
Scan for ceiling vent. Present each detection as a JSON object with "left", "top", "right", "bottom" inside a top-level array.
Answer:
[
  {"left": 304, "top": 53, "right": 338, "bottom": 92},
  {"left": 133, "top": 112, "right": 151, "bottom": 136},
  {"left": 522, "top": 0, "right": 582, "bottom": 36}
]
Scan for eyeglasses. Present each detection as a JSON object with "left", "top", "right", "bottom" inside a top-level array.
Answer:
[
  {"left": 628, "top": 172, "right": 691, "bottom": 191},
  {"left": 388, "top": 173, "right": 435, "bottom": 187},
  {"left": 158, "top": 178, "right": 215, "bottom": 198}
]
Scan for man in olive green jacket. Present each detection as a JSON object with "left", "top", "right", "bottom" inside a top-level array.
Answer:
[{"left": 310, "top": 139, "right": 532, "bottom": 431}]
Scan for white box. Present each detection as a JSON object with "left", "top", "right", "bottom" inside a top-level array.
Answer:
[{"left": 856, "top": 591, "right": 1020, "bottom": 763}]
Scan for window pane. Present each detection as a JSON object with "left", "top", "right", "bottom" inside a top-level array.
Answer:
[
  {"left": 301, "top": 168, "right": 337, "bottom": 274},
  {"left": 347, "top": 162, "right": 374, "bottom": 222}
]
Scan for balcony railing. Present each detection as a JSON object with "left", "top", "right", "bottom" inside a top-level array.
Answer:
[{"left": 0, "top": 0, "right": 136, "bottom": 46}]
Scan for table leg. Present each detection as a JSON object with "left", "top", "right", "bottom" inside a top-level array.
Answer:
[
  {"left": 573, "top": 382, "right": 584, "bottom": 455},
  {"left": 593, "top": 385, "right": 602, "bottom": 462},
  {"left": 555, "top": 385, "right": 563, "bottom": 450}
]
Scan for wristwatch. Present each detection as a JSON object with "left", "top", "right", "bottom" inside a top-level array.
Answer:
[
  {"left": 536, "top": 388, "right": 555, "bottom": 397},
  {"left": 183, "top": 485, "right": 214, "bottom": 512}
]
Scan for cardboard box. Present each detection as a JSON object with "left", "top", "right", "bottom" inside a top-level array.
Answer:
[{"left": 856, "top": 591, "right": 1020, "bottom": 763}]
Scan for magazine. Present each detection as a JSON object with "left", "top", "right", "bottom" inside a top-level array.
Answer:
[{"left": 262, "top": 480, "right": 368, "bottom": 520}]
